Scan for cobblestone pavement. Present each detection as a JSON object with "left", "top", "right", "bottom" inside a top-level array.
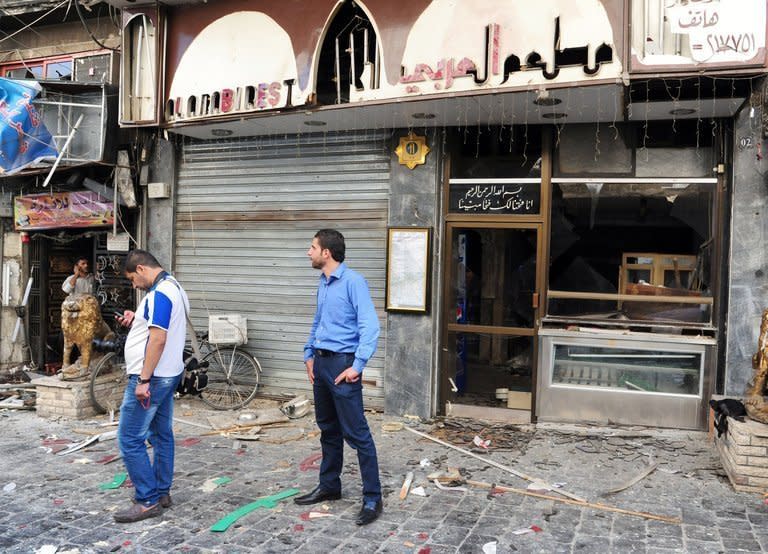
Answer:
[{"left": 0, "top": 397, "right": 766, "bottom": 554}]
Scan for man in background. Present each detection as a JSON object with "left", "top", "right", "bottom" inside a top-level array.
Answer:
[{"left": 62, "top": 256, "right": 94, "bottom": 295}]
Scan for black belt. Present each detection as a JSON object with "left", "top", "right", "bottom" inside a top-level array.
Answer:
[{"left": 313, "top": 348, "right": 351, "bottom": 357}]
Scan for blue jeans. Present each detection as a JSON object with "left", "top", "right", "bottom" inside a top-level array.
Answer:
[
  {"left": 118, "top": 373, "right": 181, "bottom": 506},
  {"left": 313, "top": 353, "right": 381, "bottom": 504}
]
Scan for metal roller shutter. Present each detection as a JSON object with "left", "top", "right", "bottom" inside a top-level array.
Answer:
[{"left": 174, "top": 131, "right": 390, "bottom": 406}]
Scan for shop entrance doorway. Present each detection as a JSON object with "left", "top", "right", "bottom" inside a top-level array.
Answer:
[
  {"left": 28, "top": 233, "right": 132, "bottom": 372},
  {"left": 29, "top": 236, "right": 94, "bottom": 371},
  {"left": 441, "top": 222, "right": 542, "bottom": 422}
]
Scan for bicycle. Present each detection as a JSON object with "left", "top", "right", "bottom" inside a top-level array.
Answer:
[
  {"left": 88, "top": 331, "right": 261, "bottom": 414},
  {"left": 196, "top": 332, "right": 262, "bottom": 410}
]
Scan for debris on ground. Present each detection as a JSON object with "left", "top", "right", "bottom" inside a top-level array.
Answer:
[
  {"left": 210, "top": 488, "right": 300, "bottom": 532},
  {"left": 601, "top": 462, "right": 658, "bottom": 496},
  {"left": 406, "top": 426, "right": 586, "bottom": 502},
  {"left": 200, "top": 476, "right": 231, "bottom": 492},
  {"left": 400, "top": 471, "right": 414, "bottom": 500},
  {"left": 512, "top": 525, "right": 543, "bottom": 535},
  {"left": 280, "top": 395, "right": 311, "bottom": 419},
  {"left": 99, "top": 473, "right": 127, "bottom": 490},
  {"left": 299, "top": 453, "right": 322, "bottom": 471},
  {"left": 431, "top": 417, "right": 534, "bottom": 453},
  {"left": 382, "top": 421, "right": 404, "bottom": 432}
]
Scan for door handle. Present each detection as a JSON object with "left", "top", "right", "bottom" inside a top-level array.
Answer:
[{"left": 532, "top": 292, "right": 539, "bottom": 309}]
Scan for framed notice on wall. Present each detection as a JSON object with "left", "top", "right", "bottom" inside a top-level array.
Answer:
[{"left": 386, "top": 227, "right": 431, "bottom": 313}]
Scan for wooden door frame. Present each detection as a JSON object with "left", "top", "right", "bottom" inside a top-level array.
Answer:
[
  {"left": 438, "top": 220, "right": 545, "bottom": 414},
  {"left": 437, "top": 127, "right": 553, "bottom": 416}
]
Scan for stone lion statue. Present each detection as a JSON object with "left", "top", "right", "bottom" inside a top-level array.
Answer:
[
  {"left": 745, "top": 308, "right": 768, "bottom": 423},
  {"left": 60, "top": 293, "right": 114, "bottom": 380}
]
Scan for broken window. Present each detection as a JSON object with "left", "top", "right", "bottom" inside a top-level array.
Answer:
[
  {"left": 546, "top": 179, "right": 716, "bottom": 325},
  {"left": 120, "top": 11, "right": 160, "bottom": 124},
  {"left": 315, "top": 0, "right": 380, "bottom": 105},
  {"left": 547, "top": 120, "right": 719, "bottom": 327}
]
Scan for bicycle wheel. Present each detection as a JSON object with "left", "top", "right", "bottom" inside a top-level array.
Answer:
[
  {"left": 89, "top": 352, "right": 127, "bottom": 414},
  {"left": 200, "top": 346, "right": 261, "bottom": 410}
]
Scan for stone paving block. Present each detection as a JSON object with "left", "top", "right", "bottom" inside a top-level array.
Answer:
[
  {"left": 443, "top": 507, "right": 480, "bottom": 528},
  {"left": 572, "top": 534, "right": 611, "bottom": 551},
  {"left": 683, "top": 524, "right": 720, "bottom": 542},
  {"left": 293, "top": 535, "right": 344, "bottom": 552},
  {"left": 646, "top": 534, "right": 684, "bottom": 550},
  {"left": 716, "top": 516, "right": 752, "bottom": 531},
  {"left": 429, "top": 524, "right": 471, "bottom": 547},
  {"left": 611, "top": 538, "right": 648, "bottom": 553},
  {"left": 720, "top": 536, "right": 763, "bottom": 552},
  {"left": 718, "top": 526, "right": 758, "bottom": 541},
  {"left": 412, "top": 544, "right": 456, "bottom": 554}
]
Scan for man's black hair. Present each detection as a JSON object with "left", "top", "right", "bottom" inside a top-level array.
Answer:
[
  {"left": 75, "top": 255, "right": 89, "bottom": 264},
  {"left": 315, "top": 229, "right": 345, "bottom": 263},
  {"left": 124, "top": 249, "right": 162, "bottom": 273}
]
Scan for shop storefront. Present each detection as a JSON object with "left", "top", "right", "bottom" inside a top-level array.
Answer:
[
  {"left": 16, "top": 189, "right": 136, "bottom": 373},
  {"left": 108, "top": 0, "right": 766, "bottom": 429}
]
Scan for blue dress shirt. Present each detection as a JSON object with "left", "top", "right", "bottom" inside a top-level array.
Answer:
[{"left": 304, "top": 263, "right": 380, "bottom": 373}]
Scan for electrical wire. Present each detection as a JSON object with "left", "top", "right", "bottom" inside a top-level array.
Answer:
[
  {"left": 0, "top": 0, "right": 70, "bottom": 45},
  {"left": 73, "top": 0, "right": 119, "bottom": 52}
]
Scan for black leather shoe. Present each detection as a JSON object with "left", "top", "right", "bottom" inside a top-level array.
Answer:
[
  {"left": 293, "top": 485, "right": 342, "bottom": 505},
  {"left": 355, "top": 499, "right": 383, "bottom": 525}
]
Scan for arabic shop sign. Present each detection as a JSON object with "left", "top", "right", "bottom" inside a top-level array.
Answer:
[
  {"left": 14, "top": 190, "right": 114, "bottom": 230},
  {"left": 400, "top": 17, "right": 614, "bottom": 95},
  {"left": 449, "top": 182, "right": 539, "bottom": 215}
]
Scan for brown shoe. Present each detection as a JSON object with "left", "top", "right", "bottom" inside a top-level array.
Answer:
[
  {"left": 159, "top": 494, "right": 172, "bottom": 508},
  {"left": 114, "top": 502, "right": 162, "bottom": 523}
]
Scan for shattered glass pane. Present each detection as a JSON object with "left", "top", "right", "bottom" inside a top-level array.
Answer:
[{"left": 552, "top": 343, "right": 702, "bottom": 396}]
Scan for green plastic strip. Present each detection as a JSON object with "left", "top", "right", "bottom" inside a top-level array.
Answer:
[
  {"left": 99, "top": 472, "right": 128, "bottom": 490},
  {"left": 210, "top": 488, "right": 300, "bottom": 532},
  {"left": 213, "top": 477, "right": 232, "bottom": 487}
]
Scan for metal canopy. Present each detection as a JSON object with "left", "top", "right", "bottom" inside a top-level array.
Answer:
[{"left": 166, "top": 83, "right": 746, "bottom": 140}]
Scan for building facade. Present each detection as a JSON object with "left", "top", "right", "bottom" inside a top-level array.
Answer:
[
  {"left": 0, "top": 1, "right": 134, "bottom": 373},
  {"left": 95, "top": 0, "right": 768, "bottom": 429}
]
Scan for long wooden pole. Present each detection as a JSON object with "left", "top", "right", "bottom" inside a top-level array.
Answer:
[
  {"left": 467, "top": 480, "right": 680, "bottom": 524},
  {"left": 405, "top": 426, "right": 586, "bottom": 502}
]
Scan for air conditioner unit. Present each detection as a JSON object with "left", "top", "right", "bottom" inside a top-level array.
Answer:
[
  {"left": 74, "top": 53, "right": 116, "bottom": 84},
  {"left": 208, "top": 314, "right": 248, "bottom": 345}
]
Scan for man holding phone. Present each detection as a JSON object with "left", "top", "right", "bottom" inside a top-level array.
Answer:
[
  {"left": 62, "top": 256, "right": 94, "bottom": 295},
  {"left": 112, "top": 250, "right": 189, "bottom": 524}
]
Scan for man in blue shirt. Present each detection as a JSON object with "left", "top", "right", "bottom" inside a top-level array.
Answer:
[{"left": 295, "top": 229, "right": 383, "bottom": 525}]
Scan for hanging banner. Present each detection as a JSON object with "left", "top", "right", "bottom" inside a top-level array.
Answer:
[
  {"left": 0, "top": 78, "right": 57, "bottom": 175},
  {"left": 14, "top": 191, "right": 114, "bottom": 230}
]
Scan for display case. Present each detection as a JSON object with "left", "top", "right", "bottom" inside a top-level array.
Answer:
[{"left": 537, "top": 328, "right": 715, "bottom": 429}]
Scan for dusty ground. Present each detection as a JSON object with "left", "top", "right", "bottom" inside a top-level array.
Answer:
[{"left": 0, "top": 391, "right": 765, "bottom": 553}]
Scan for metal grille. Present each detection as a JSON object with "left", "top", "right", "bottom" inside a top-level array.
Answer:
[
  {"left": 175, "top": 131, "right": 390, "bottom": 405},
  {"left": 28, "top": 238, "right": 45, "bottom": 368}
]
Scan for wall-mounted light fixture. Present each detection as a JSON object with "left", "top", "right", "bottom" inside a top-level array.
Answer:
[
  {"left": 304, "top": 120, "right": 327, "bottom": 126},
  {"left": 211, "top": 128, "right": 233, "bottom": 137},
  {"left": 411, "top": 113, "right": 436, "bottom": 120}
]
